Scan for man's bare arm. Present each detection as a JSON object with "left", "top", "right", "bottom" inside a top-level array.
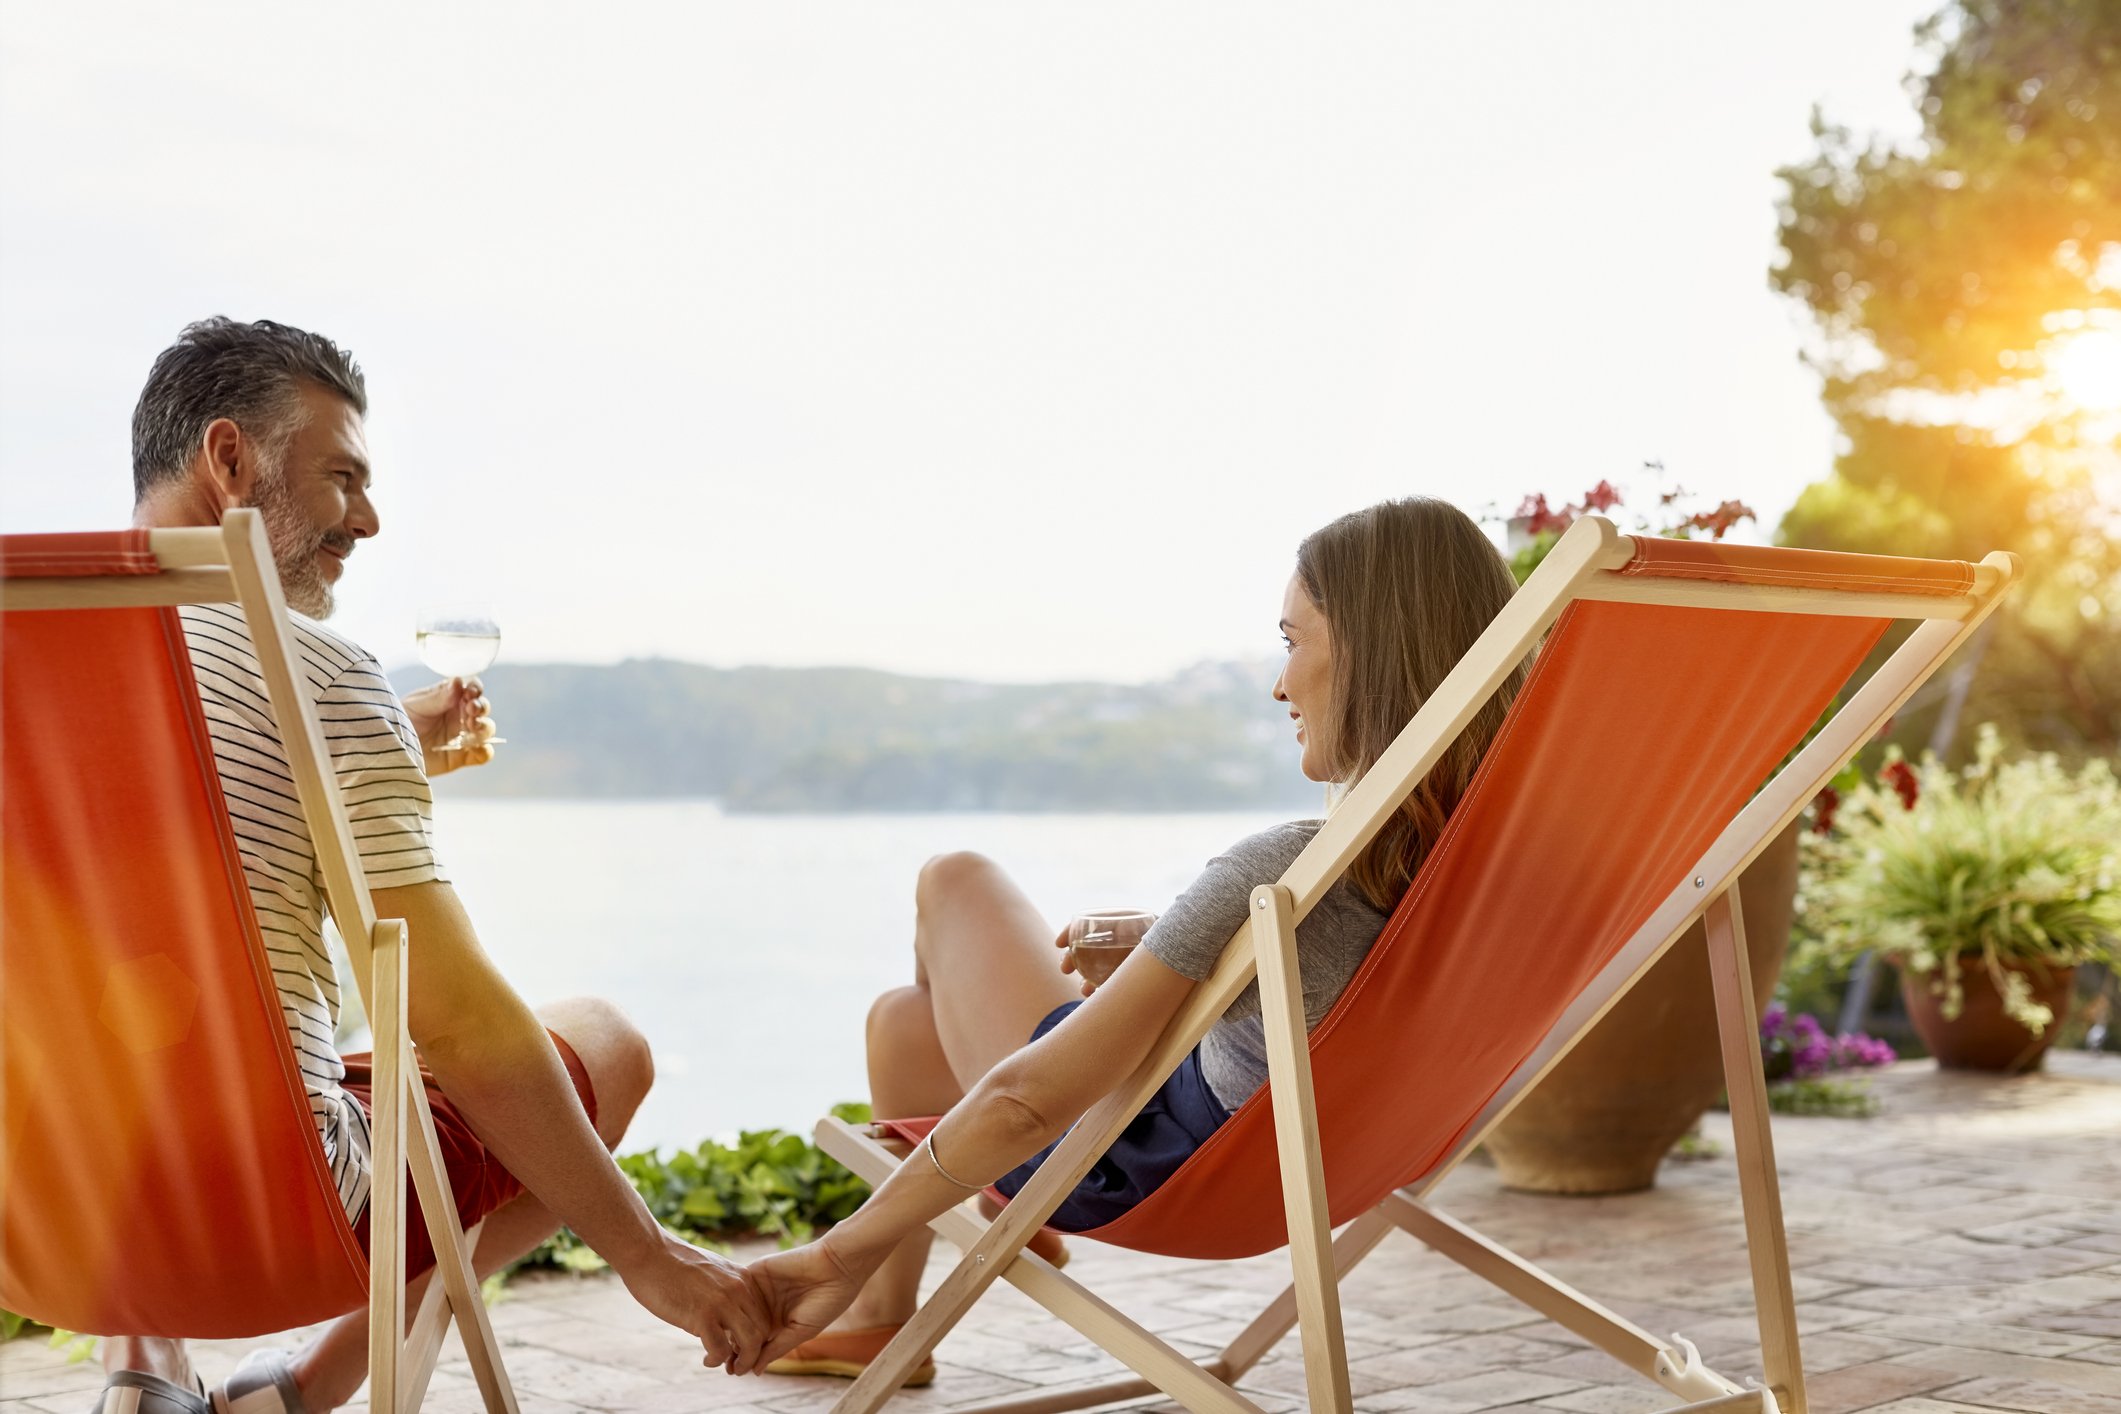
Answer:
[{"left": 368, "top": 880, "right": 767, "bottom": 1370}]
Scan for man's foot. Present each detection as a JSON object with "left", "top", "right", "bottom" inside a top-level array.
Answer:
[
  {"left": 91, "top": 1370, "right": 209, "bottom": 1414},
  {"left": 763, "top": 1325, "right": 937, "bottom": 1386},
  {"left": 210, "top": 1350, "right": 309, "bottom": 1414}
]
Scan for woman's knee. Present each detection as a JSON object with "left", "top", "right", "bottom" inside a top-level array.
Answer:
[
  {"left": 536, "top": 995, "right": 653, "bottom": 1148},
  {"left": 914, "top": 850, "right": 999, "bottom": 915},
  {"left": 866, "top": 985, "right": 931, "bottom": 1065}
]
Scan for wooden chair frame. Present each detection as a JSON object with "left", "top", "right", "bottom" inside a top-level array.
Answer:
[
  {"left": 2, "top": 509, "right": 518, "bottom": 1414},
  {"left": 810, "top": 515, "right": 2019, "bottom": 1414}
]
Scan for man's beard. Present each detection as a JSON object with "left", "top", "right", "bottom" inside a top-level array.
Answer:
[{"left": 251, "top": 471, "right": 352, "bottom": 619}]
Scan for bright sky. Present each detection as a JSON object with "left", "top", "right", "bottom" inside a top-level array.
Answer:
[{"left": 0, "top": 2, "right": 1936, "bottom": 682}]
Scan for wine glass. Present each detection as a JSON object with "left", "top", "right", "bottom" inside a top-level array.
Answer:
[
  {"left": 1067, "top": 909, "right": 1158, "bottom": 989},
  {"left": 416, "top": 608, "right": 502, "bottom": 752}
]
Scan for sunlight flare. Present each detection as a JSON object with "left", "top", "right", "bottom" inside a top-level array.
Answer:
[{"left": 2047, "top": 327, "right": 2121, "bottom": 415}]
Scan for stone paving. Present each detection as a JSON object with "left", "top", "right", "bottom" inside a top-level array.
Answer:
[{"left": 7, "top": 1055, "right": 2120, "bottom": 1414}]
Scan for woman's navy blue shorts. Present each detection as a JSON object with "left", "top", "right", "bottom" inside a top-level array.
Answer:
[{"left": 990, "top": 1000, "right": 1232, "bottom": 1232}]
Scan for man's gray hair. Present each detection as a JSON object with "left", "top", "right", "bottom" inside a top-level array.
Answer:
[{"left": 131, "top": 317, "right": 367, "bottom": 502}]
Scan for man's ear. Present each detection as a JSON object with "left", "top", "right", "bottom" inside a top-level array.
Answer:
[{"left": 194, "top": 416, "right": 260, "bottom": 509}]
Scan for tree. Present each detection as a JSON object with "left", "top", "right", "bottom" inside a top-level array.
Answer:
[{"left": 1772, "top": 0, "right": 2121, "bottom": 756}]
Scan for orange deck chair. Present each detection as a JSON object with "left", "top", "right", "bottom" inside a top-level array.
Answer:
[
  {"left": 813, "top": 515, "right": 2018, "bottom": 1414},
  {"left": 0, "top": 511, "right": 518, "bottom": 1413}
]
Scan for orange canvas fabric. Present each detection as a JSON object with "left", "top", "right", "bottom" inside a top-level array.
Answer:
[
  {"left": 1068, "top": 590, "right": 1900, "bottom": 1259},
  {"left": 1, "top": 532, "right": 367, "bottom": 1335}
]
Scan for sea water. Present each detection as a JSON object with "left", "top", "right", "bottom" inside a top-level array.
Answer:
[{"left": 422, "top": 801, "right": 1286, "bottom": 1152}]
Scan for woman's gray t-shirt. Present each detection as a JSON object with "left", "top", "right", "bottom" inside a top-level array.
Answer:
[{"left": 1140, "top": 820, "right": 1392, "bottom": 1111}]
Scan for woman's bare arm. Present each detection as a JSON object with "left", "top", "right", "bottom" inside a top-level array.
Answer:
[{"left": 749, "top": 948, "right": 1196, "bottom": 1360}]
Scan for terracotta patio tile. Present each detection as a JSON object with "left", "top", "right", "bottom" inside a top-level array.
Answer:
[
  {"left": 1862, "top": 1315, "right": 2107, "bottom": 1359},
  {"left": 1800, "top": 1357, "right": 1962, "bottom": 1413},
  {"left": 1354, "top": 1368, "right": 1585, "bottom": 1412},
  {"left": 1928, "top": 1375, "right": 2121, "bottom": 1413}
]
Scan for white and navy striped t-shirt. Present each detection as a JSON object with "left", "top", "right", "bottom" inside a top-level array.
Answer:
[{"left": 179, "top": 603, "right": 446, "bottom": 1223}]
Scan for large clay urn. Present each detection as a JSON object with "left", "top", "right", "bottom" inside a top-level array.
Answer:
[
  {"left": 1902, "top": 958, "right": 2075, "bottom": 1073},
  {"left": 1485, "top": 822, "right": 1800, "bottom": 1194}
]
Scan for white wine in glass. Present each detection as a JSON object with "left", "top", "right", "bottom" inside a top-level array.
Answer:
[{"left": 416, "top": 609, "right": 501, "bottom": 751}]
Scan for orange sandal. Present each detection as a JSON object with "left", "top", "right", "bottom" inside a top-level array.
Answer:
[{"left": 764, "top": 1325, "right": 938, "bottom": 1386}]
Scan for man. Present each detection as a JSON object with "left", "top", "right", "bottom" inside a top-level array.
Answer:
[{"left": 102, "top": 318, "right": 766, "bottom": 1414}]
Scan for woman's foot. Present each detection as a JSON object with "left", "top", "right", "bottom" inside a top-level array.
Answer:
[
  {"left": 975, "top": 1192, "right": 1070, "bottom": 1270},
  {"left": 763, "top": 1325, "right": 937, "bottom": 1386}
]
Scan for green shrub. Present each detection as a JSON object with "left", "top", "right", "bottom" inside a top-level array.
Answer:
[{"left": 517, "top": 1101, "right": 875, "bottom": 1273}]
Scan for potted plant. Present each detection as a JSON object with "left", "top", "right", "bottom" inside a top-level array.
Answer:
[{"left": 1796, "top": 725, "right": 2121, "bottom": 1072}]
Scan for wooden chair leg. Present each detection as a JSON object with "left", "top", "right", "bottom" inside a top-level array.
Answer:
[
  {"left": 814, "top": 1119, "right": 1267, "bottom": 1414},
  {"left": 401, "top": 1220, "right": 483, "bottom": 1412},
  {"left": 1705, "top": 885, "right": 1807, "bottom": 1414},
  {"left": 368, "top": 921, "right": 409, "bottom": 1414},
  {"left": 407, "top": 1083, "right": 520, "bottom": 1413},
  {"left": 1218, "top": 1207, "right": 1395, "bottom": 1379},
  {"left": 1251, "top": 884, "right": 1352, "bottom": 1414}
]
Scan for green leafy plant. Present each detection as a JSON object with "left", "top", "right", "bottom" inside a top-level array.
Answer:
[
  {"left": 1795, "top": 724, "right": 2121, "bottom": 1033},
  {"left": 0, "top": 1311, "right": 94, "bottom": 1362},
  {"left": 1767, "top": 1076, "right": 1880, "bottom": 1118},
  {"left": 516, "top": 1101, "right": 875, "bottom": 1274}
]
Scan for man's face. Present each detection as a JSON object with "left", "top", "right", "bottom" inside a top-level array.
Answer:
[{"left": 250, "top": 383, "right": 376, "bottom": 618}]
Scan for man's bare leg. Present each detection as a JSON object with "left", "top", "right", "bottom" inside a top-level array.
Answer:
[
  {"left": 101, "top": 1336, "right": 196, "bottom": 1395},
  {"left": 284, "top": 997, "right": 652, "bottom": 1413}
]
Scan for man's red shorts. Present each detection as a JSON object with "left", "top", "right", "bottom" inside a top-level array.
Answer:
[{"left": 339, "top": 1030, "right": 598, "bottom": 1278}]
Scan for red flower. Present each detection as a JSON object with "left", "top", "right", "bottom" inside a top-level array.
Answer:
[
  {"left": 1880, "top": 759, "right": 1920, "bottom": 811},
  {"left": 1812, "top": 785, "right": 1840, "bottom": 834},
  {"left": 1681, "top": 499, "right": 1757, "bottom": 540},
  {"left": 1513, "top": 493, "right": 1573, "bottom": 536},
  {"left": 1580, "top": 479, "right": 1623, "bottom": 513}
]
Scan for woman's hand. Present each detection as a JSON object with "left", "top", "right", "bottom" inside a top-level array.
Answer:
[
  {"left": 749, "top": 1235, "right": 874, "bottom": 1368},
  {"left": 1053, "top": 922, "right": 1096, "bottom": 997}
]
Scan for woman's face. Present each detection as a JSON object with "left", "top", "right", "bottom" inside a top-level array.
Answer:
[{"left": 1273, "top": 572, "right": 1336, "bottom": 781}]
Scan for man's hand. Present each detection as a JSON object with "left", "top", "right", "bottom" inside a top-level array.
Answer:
[
  {"left": 618, "top": 1230, "right": 774, "bottom": 1374},
  {"left": 748, "top": 1236, "right": 875, "bottom": 1370},
  {"left": 403, "top": 676, "right": 497, "bottom": 776}
]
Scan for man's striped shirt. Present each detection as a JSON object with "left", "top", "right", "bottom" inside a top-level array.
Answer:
[{"left": 178, "top": 603, "right": 445, "bottom": 1223}]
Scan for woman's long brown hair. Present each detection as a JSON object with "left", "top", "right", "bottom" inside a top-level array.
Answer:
[{"left": 1295, "top": 498, "right": 1528, "bottom": 912}]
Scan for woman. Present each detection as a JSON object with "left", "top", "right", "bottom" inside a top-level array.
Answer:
[{"left": 743, "top": 497, "right": 1527, "bottom": 1381}]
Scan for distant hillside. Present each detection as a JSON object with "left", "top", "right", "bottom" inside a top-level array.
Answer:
[{"left": 396, "top": 657, "right": 1318, "bottom": 812}]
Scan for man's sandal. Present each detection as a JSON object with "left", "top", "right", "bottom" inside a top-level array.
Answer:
[
  {"left": 763, "top": 1325, "right": 938, "bottom": 1386},
  {"left": 210, "top": 1350, "right": 308, "bottom": 1414},
  {"left": 89, "top": 1370, "right": 210, "bottom": 1414}
]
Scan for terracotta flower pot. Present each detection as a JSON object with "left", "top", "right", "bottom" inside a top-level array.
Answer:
[
  {"left": 1484, "top": 822, "right": 1800, "bottom": 1195},
  {"left": 1901, "top": 958, "right": 2075, "bottom": 1073}
]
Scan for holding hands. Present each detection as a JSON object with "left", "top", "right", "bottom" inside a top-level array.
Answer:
[
  {"left": 622, "top": 1229, "right": 778, "bottom": 1374},
  {"left": 747, "top": 1235, "right": 876, "bottom": 1370}
]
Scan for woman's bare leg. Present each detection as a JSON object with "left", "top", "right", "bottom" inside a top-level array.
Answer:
[{"left": 833, "top": 851, "right": 1078, "bottom": 1330}]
